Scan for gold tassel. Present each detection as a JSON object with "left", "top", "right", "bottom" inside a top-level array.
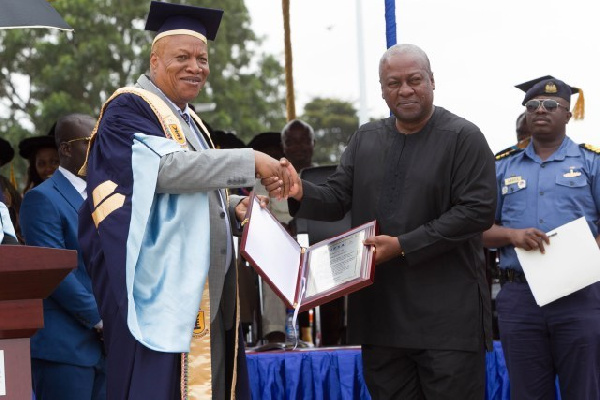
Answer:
[
  {"left": 572, "top": 89, "right": 585, "bottom": 120},
  {"left": 9, "top": 162, "right": 17, "bottom": 189}
]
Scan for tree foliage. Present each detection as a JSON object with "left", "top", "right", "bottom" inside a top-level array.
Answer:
[
  {"left": 0, "top": 0, "right": 287, "bottom": 185},
  {"left": 0, "top": 0, "right": 152, "bottom": 138},
  {"left": 196, "top": 0, "right": 287, "bottom": 139},
  {"left": 301, "top": 97, "right": 359, "bottom": 164}
]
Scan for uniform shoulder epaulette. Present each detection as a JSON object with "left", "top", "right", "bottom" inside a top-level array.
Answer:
[
  {"left": 495, "top": 147, "right": 524, "bottom": 161},
  {"left": 494, "top": 145, "right": 516, "bottom": 158},
  {"left": 580, "top": 143, "right": 600, "bottom": 154}
]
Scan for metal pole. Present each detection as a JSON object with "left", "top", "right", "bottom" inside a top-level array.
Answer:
[{"left": 356, "top": 0, "right": 368, "bottom": 126}]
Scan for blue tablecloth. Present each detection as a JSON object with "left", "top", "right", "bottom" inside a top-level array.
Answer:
[
  {"left": 246, "top": 347, "right": 370, "bottom": 400},
  {"left": 246, "top": 342, "right": 560, "bottom": 400}
]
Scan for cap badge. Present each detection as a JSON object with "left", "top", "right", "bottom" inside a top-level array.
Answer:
[{"left": 545, "top": 82, "right": 558, "bottom": 94}]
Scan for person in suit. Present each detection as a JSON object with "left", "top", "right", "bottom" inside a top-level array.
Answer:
[
  {"left": 18, "top": 125, "right": 59, "bottom": 194},
  {"left": 77, "top": 2, "right": 293, "bottom": 399},
  {"left": 265, "top": 43, "right": 496, "bottom": 399},
  {"left": 20, "top": 113, "right": 105, "bottom": 400}
]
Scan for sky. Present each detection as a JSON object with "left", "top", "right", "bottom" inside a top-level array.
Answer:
[{"left": 245, "top": 0, "right": 600, "bottom": 154}]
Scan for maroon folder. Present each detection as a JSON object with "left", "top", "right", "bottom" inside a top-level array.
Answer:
[{"left": 240, "top": 193, "right": 377, "bottom": 312}]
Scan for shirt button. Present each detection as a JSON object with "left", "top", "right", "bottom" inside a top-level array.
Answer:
[
  {"left": 541, "top": 164, "right": 546, "bottom": 168},
  {"left": 539, "top": 218, "right": 544, "bottom": 224},
  {"left": 540, "top": 191, "right": 544, "bottom": 196},
  {"left": 220, "top": 249, "right": 226, "bottom": 255},
  {"left": 220, "top": 211, "right": 226, "bottom": 218}
]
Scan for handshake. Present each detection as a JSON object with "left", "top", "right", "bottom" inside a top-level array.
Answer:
[{"left": 254, "top": 151, "right": 303, "bottom": 201}]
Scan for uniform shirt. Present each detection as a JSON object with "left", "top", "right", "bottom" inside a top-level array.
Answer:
[{"left": 496, "top": 136, "right": 600, "bottom": 271}]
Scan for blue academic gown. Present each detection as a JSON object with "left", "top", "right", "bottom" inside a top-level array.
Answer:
[
  {"left": 20, "top": 169, "right": 105, "bottom": 400},
  {"left": 78, "top": 94, "right": 177, "bottom": 400},
  {"left": 79, "top": 92, "right": 226, "bottom": 400}
]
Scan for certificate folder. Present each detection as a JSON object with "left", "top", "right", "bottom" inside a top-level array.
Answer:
[{"left": 240, "top": 193, "right": 377, "bottom": 312}]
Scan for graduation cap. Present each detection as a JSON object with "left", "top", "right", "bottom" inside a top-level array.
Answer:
[
  {"left": 18, "top": 136, "right": 57, "bottom": 159},
  {"left": 0, "top": 138, "right": 15, "bottom": 167},
  {"left": 516, "top": 75, "right": 585, "bottom": 120},
  {"left": 145, "top": 1, "right": 224, "bottom": 46},
  {"left": 18, "top": 122, "right": 58, "bottom": 159}
]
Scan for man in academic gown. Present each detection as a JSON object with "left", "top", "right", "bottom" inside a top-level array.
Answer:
[{"left": 78, "top": 2, "right": 293, "bottom": 399}]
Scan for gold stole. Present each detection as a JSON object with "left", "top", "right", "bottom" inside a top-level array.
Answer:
[
  {"left": 80, "top": 87, "right": 188, "bottom": 176},
  {"left": 183, "top": 281, "right": 242, "bottom": 400},
  {"left": 181, "top": 281, "right": 212, "bottom": 399}
]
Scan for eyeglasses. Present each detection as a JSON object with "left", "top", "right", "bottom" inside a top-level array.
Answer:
[
  {"left": 525, "top": 99, "right": 569, "bottom": 113},
  {"left": 62, "top": 137, "right": 91, "bottom": 145}
]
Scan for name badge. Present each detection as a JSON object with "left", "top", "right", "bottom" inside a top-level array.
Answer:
[{"left": 504, "top": 176, "right": 521, "bottom": 186}]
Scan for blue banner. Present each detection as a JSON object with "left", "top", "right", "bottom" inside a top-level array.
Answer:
[{"left": 384, "top": 0, "right": 397, "bottom": 48}]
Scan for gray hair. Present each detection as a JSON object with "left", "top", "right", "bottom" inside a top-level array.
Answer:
[
  {"left": 281, "top": 119, "right": 315, "bottom": 143},
  {"left": 379, "top": 44, "right": 433, "bottom": 80}
]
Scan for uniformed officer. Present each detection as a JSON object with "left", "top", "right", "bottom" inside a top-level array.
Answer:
[{"left": 483, "top": 76, "right": 600, "bottom": 400}]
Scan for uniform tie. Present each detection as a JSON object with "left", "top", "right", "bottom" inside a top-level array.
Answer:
[{"left": 181, "top": 112, "right": 190, "bottom": 124}]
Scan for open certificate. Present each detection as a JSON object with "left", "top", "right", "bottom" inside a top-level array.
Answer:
[
  {"left": 240, "top": 193, "right": 377, "bottom": 311},
  {"left": 515, "top": 217, "right": 600, "bottom": 306},
  {"left": 306, "top": 232, "right": 365, "bottom": 296}
]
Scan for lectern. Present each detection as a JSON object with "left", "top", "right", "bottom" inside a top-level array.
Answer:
[{"left": 0, "top": 245, "right": 76, "bottom": 400}]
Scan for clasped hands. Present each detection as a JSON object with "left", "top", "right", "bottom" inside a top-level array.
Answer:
[
  {"left": 254, "top": 152, "right": 302, "bottom": 200},
  {"left": 234, "top": 153, "right": 302, "bottom": 222}
]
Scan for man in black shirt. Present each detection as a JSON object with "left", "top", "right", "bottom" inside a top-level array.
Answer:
[{"left": 265, "top": 43, "right": 496, "bottom": 399}]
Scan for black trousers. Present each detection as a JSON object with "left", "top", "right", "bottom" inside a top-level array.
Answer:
[{"left": 361, "top": 344, "right": 485, "bottom": 400}]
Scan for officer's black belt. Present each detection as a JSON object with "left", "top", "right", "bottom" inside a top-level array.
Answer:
[{"left": 498, "top": 268, "right": 527, "bottom": 284}]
